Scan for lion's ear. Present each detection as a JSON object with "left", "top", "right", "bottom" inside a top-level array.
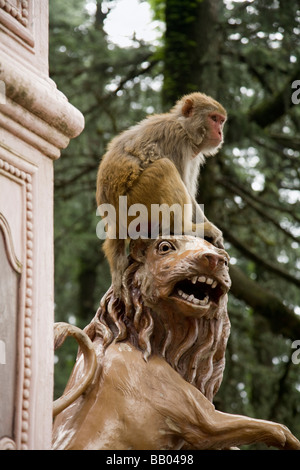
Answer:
[{"left": 129, "top": 238, "right": 151, "bottom": 262}]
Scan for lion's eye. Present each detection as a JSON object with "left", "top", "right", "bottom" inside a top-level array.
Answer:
[{"left": 157, "top": 241, "right": 175, "bottom": 254}]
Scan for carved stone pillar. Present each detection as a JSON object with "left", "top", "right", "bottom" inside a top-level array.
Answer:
[{"left": 0, "top": 1, "right": 84, "bottom": 449}]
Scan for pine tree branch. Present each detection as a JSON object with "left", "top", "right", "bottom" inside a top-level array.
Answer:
[
  {"left": 229, "top": 264, "right": 300, "bottom": 339},
  {"left": 248, "top": 65, "right": 300, "bottom": 128},
  {"left": 220, "top": 176, "right": 300, "bottom": 224},
  {"left": 83, "top": 54, "right": 159, "bottom": 116},
  {"left": 268, "top": 133, "right": 300, "bottom": 152},
  {"left": 220, "top": 224, "right": 300, "bottom": 289},
  {"left": 220, "top": 178, "right": 300, "bottom": 242},
  {"left": 268, "top": 354, "right": 293, "bottom": 422},
  {"left": 107, "top": 57, "right": 159, "bottom": 98},
  {"left": 55, "top": 162, "right": 99, "bottom": 189}
]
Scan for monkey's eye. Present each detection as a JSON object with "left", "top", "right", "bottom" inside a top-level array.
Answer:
[
  {"left": 157, "top": 241, "right": 176, "bottom": 254},
  {"left": 210, "top": 114, "right": 225, "bottom": 125}
]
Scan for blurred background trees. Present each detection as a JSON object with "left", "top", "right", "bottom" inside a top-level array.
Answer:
[{"left": 50, "top": 0, "right": 300, "bottom": 448}]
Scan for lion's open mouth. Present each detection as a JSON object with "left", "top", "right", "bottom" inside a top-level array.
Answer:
[{"left": 173, "top": 276, "right": 225, "bottom": 307}]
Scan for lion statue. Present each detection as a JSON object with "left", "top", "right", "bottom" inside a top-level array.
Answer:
[{"left": 52, "top": 236, "right": 300, "bottom": 450}]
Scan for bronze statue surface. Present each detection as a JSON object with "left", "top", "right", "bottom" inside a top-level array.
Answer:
[{"left": 52, "top": 236, "right": 300, "bottom": 450}]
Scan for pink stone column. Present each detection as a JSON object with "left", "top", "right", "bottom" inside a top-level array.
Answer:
[{"left": 0, "top": 1, "right": 84, "bottom": 449}]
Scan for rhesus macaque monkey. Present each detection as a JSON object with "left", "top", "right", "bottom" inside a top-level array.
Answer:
[{"left": 96, "top": 92, "right": 227, "bottom": 292}]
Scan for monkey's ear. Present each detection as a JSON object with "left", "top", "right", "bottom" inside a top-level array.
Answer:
[{"left": 181, "top": 98, "right": 194, "bottom": 118}]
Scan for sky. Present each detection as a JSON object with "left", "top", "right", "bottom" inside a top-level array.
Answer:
[
  {"left": 86, "top": 0, "right": 254, "bottom": 48},
  {"left": 88, "top": 0, "right": 253, "bottom": 48},
  {"left": 86, "top": 0, "right": 162, "bottom": 47}
]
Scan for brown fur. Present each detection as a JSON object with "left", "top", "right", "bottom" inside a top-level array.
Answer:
[
  {"left": 96, "top": 92, "right": 227, "bottom": 292},
  {"left": 52, "top": 237, "right": 300, "bottom": 450}
]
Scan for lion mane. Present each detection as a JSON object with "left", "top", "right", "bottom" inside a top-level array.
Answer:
[{"left": 85, "top": 237, "right": 231, "bottom": 403}]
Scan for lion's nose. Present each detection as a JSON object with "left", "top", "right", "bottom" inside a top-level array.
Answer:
[{"left": 200, "top": 252, "right": 226, "bottom": 270}]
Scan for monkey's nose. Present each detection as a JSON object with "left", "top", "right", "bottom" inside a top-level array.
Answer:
[{"left": 201, "top": 252, "right": 226, "bottom": 270}]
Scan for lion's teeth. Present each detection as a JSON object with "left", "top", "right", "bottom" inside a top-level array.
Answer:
[
  {"left": 199, "top": 296, "right": 209, "bottom": 306},
  {"left": 178, "top": 289, "right": 188, "bottom": 300},
  {"left": 206, "top": 278, "right": 213, "bottom": 285},
  {"left": 212, "top": 280, "right": 218, "bottom": 288},
  {"left": 191, "top": 276, "right": 197, "bottom": 284},
  {"left": 198, "top": 276, "right": 206, "bottom": 283},
  {"left": 178, "top": 287, "right": 210, "bottom": 306}
]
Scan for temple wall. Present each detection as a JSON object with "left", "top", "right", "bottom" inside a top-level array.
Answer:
[{"left": 0, "top": 0, "right": 84, "bottom": 449}]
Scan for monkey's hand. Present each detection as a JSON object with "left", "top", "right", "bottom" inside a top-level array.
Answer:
[{"left": 203, "top": 222, "right": 224, "bottom": 249}]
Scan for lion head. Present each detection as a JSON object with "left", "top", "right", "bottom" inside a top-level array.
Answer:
[{"left": 86, "top": 236, "right": 231, "bottom": 402}]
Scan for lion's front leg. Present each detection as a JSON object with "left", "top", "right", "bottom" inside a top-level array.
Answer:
[
  {"left": 201, "top": 410, "right": 300, "bottom": 450},
  {"left": 173, "top": 400, "right": 300, "bottom": 450},
  {"left": 157, "top": 371, "right": 300, "bottom": 450}
]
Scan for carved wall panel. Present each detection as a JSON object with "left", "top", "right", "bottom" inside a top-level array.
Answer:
[
  {"left": 0, "top": 156, "right": 34, "bottom": 449},
  {"left": 0, "top": 1, "right": 31, "bottom": 28},
  {"left": 0, "top": 0, "right": 33, "bottom": 45},
  {"left": 0, "top": 226, "right": 19, "bottom": 443},
  {"left": 0, "top": 0, "right": 84, "bottom": 449},
  {"left": 0, "top": 0, "right": 48, "bottom": 74}
]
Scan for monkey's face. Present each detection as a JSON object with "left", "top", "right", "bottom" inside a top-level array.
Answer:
[
  {"left": 200, "top": 112, "right": 226, "bottom": 156},
  {"left": 132, "top": 236, "right": 231, "bottom": 320},
  {"left": 199, "top": 111, "right": 226, "bottom": 157},
  {"left": 175, "top": 93, "right": 227, "bottom": 156}
]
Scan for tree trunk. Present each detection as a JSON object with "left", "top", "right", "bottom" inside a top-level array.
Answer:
[
  {"left": 163, "top": 0, "right": 223, "bottom": 107},
  {"left": 162, "top": 0, "right": 224, "bottom": 218}
]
